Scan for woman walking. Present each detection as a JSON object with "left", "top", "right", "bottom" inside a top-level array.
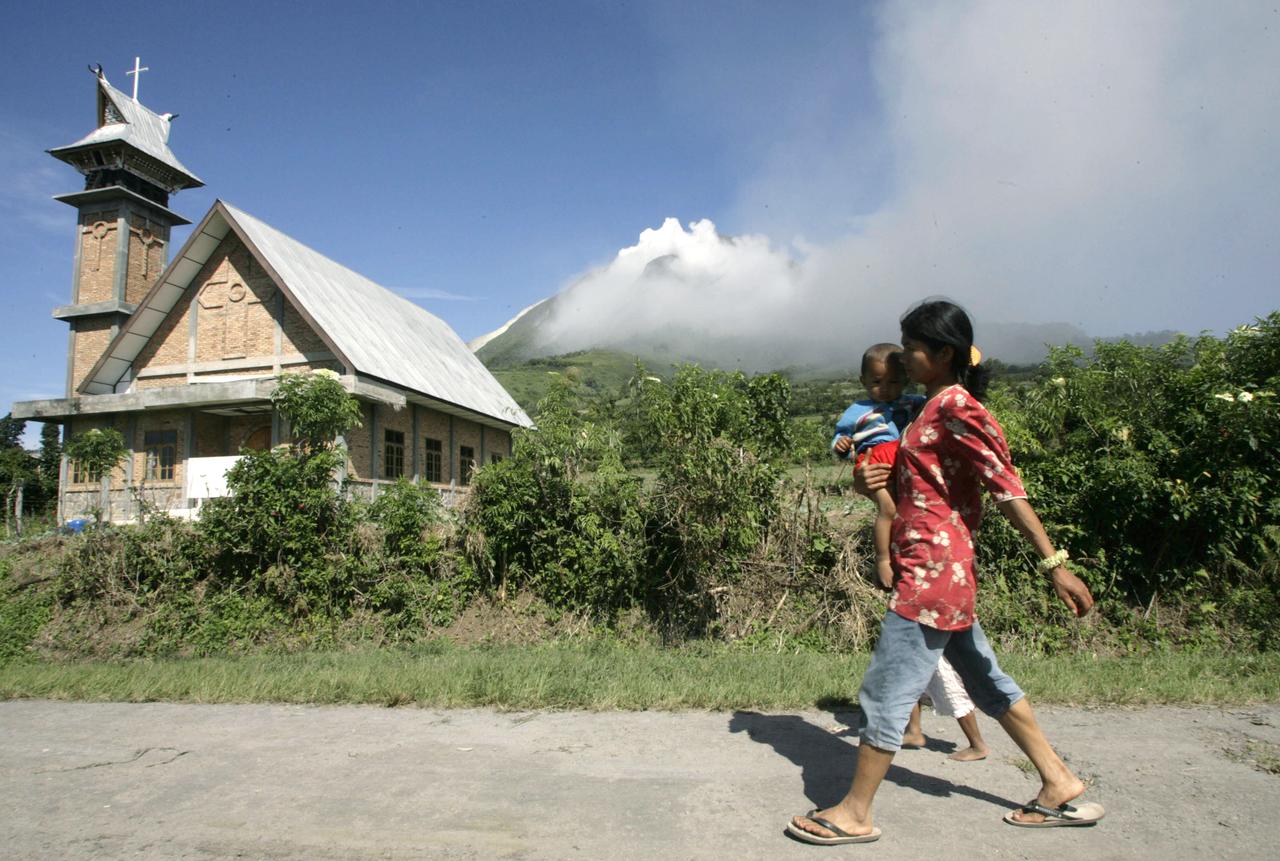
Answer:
[{"left": 787, "top": 300, "right": 1104, "bottom": 845}]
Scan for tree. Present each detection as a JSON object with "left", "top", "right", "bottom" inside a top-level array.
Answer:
[
  {"left": 0, "top": 414, "right": 25, "bottom": 449},
  {"left": 270, "top": 370, "right": 363, "bottom": 452},
  {"left": 63, "top": 428, "right": 128, "bottom": 525},
  {"left": 0, "top": 447, "right": 34, "bottom": 538},
  {"left": 0, "top": 414, "right": 33, "bottom": 536},
  {"left": 36, "top": 423, "right": 62, "bottom": 509}
]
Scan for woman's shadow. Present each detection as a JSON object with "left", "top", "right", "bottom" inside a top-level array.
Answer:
[{"left": 728, "top": 703, "right": 1021, "bottom": 812}]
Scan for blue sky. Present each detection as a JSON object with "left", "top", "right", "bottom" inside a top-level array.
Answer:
[{"left": 3, "top": 1, "right": 1278, "bottom": 441}]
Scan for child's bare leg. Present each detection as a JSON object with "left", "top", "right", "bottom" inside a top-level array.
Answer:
[
  {"left": 948, "top": 709, "right": 990, "bottom": 761},
  {"left": 997, "top": 698, "right": 1086, "bottom": 821},
  {"left": 873, "top": 488, "right": 896, "bottom": 589},
  {"left": 901, "top": 702, "right": 925, "bottom": 748}
]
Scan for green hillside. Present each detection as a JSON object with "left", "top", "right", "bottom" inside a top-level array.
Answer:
[{"left": 487, "top": 349, "right": 674, "bottom": 415}]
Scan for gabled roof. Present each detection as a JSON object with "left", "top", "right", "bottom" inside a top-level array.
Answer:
[
  {"left": 48, "top": 72, "right": 202, "bottom": 190},
  {"left": 80, "top": 200, "right": 532, "bottom": 429}
]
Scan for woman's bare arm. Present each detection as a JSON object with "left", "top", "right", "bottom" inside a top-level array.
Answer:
[{"left": 996, "top": 498, "right": 1095, "bottom": 617}]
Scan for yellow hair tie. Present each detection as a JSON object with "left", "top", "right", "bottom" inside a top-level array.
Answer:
[{"left": 969, "top": 345, "right": 982, "bottom": 366}]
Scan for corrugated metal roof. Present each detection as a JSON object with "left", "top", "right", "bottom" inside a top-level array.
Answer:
[
  {"left": 223, "top": 203, "right": 531, "bottom": 427},
  {"left": 50, "top": 74, "right": 202, "bottom": 188},
  {"left": 80, "top": 201, "right": 531, "bottom": 429}
]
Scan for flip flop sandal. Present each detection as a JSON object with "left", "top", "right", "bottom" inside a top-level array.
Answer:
[
  {"left": 1004, "top": 799, "right": 1106, "bottom": 828},
  {"left": 786, "top": 810, "right": 882, "bottom": 845}
]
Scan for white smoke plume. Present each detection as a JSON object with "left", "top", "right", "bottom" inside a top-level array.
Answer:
[
  {"left": 537, "top": 218, "right": 806, "bottom": 351},
  {"left": 536, "top": 1, "right": 1280, "bottom": 364}
]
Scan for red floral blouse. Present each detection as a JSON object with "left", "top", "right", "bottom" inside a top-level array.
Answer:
[{"left": 888, "top": 385, "right": 1027, "bottom": 631}]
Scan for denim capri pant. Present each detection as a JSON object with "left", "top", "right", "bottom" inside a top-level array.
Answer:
[{"left": 858, "top": 610, "right": 1025, "bottom": 752}]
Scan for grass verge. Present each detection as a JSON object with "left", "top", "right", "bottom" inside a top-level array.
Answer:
[{"left": 2, "top": 645, "right": 1278, "bottom": 710}]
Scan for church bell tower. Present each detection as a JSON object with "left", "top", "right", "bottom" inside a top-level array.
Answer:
[{"left": 48, "top": 64, "right": 203, "bottom": 395}]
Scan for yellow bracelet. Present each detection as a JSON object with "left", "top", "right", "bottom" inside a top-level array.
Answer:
[{"left": 1036, "top": 549, "right": 1069, "bottom": 573}]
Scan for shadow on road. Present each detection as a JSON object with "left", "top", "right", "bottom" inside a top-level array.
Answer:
[{"left": 728, "top": 710, "right": 1022, "bottom": 812}]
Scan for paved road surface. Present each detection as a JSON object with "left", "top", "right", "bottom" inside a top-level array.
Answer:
[{"left": 1, "top": 700, "right": 1276, "bottom": 859}]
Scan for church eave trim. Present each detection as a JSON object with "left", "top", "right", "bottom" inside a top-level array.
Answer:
[
  {"left": 11, "top": 378, "right": 278, "bottom": 421},
  {"left": 52, "top": 299, "right": 138, "bottom": 320},
  {"left": 53, "top": 187, "right": 191, "bottom": 225},
  {"left": 47, "top": 142, "right": 204, "bottom": 192}
]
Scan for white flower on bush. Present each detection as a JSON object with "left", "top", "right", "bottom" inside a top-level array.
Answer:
[
  {"left": 312, "top": 368, "right": 340, "bottom": 380},
  {"left": 1214, "top": 393, "right": 1236, "bottom": 402},
  {"left": 1051, "top": 377, "right": 1067, "bottom": 388},
  {"left": 1239, "top": 392, "right": 1255, "bottom": 403}
]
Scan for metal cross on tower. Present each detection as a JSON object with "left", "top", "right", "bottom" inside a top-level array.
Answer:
[{"left": 126, "top": 57, "right": 149, "bottom": 101}]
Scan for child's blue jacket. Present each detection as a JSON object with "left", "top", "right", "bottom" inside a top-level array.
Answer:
[{"left": 831, "top": 394, "right": 925, "bottom": 459}]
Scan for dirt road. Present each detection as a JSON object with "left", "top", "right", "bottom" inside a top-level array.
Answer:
[{"left": 1, "top": 700, "right": 1276, "bottom": 859}]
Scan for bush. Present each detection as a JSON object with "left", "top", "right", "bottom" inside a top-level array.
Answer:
[
  {"left": 0, "top": 556, "right": 53, "bottom": 663},
  {"left": 465, "top": 378, "right": 646, "bottom": 616},
  {"left": 638, "top": 366, "right": 789, "bottom": 634},
  {"left": 979, "top": 312, "right": 1280, "bottom": 647},
  {"left": 198, "top": 448, "right": 355, "bottom": 609},
  {"left": 360, "top": 479, "right": 475, "bottom": 627}
]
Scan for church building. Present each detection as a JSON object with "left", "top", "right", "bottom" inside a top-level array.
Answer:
[{"left": 10, "top": 68, "right": 532, "bottom": 523}]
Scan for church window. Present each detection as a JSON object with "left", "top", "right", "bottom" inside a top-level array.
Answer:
[
  {"left": 144, "top": 429, "right": 178, "bottom": 481},
  {"left": 423, "top": 438, "right": 443, "bottom": 483},
  {"left": 70, "top": 460, "right": 100, "bottom": 485},
  {"left": 459, "top": 446, "right": 476, "bottom": 486},
  {"left": 384, "top": 430, "right": 405, "bottom": 479}
]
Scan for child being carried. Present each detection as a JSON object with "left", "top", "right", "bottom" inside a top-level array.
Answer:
[{"left": 832, "top": 342, "right": 924, "bottom": 589}]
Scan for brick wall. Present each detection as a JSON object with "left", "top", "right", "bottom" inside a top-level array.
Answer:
[
  {"left": 71, "top": 317, "right": 116, "bottom": 392},
  {"left": 344, "top": 404, "right": 373, "bottom": 480},
  {"left": 228, "top": 415, "right": 274, "bottom": 451},
  {"left": 123, "top": 212, "right": 170, "bottom": 305},
  {"left": 487, "top": 428, "right": 512, "bottom": 461},
  {"left": 282, "top": 301, "right": 328, "bottom": 354},
  {"left": 74, "top": 207, "right": 122, "bottom": 304},
  {"left": 132, "top": 233, "right": 330, "bottom": 389},
  {"left": 193, "top": 413, "right": 229, "bottom": 458}
]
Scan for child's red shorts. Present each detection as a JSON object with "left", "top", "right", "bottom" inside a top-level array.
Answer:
[{"left": 854, "top": 439, "right": 900, "bottom": 469}]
